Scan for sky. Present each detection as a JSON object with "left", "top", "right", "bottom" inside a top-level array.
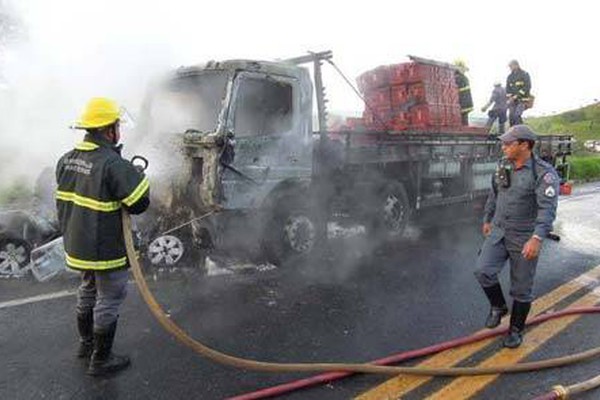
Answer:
[{"left": 0, "top": 0, "right": 599, "bottom": 180}]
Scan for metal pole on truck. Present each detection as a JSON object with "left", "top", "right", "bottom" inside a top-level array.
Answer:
[{"left": 283, "top": 50, "right": 333, "bottom": 138}]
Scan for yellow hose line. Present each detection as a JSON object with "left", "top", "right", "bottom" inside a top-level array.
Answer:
[{"left": 123, "top": 210, "right": 600, "bottom": 376}]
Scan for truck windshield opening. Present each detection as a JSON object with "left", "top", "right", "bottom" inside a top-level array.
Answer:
[
  {"left": 233, "top": 76, "right": 293, "bottom": 137},
  {"left": 149, "top": 71, "right": 229, "bottom": 135}
]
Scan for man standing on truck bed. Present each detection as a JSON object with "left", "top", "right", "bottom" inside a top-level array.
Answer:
[
  {"left": 506, "top": 60, "right": 532, "bottom": 126},
  {"left": 474, "top": 125, "right": 559, "bottom": 348},
  {"left": 56, "top": 97, "right": 150, "bottom": 376},
  {"left": 482, "top": 82, "right": 508, "bottom": 134},
  {"left": 454, "top": 59, "right": 474, "bottom": 126}
]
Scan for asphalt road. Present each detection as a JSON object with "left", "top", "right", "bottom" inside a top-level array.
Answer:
[{"left": 2, "top": 183, "right": 600, "bottom": 400}]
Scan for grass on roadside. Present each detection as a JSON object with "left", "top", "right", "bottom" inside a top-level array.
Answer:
[{"left": 569, "top": 155, "right": 600, "bottom": 181}]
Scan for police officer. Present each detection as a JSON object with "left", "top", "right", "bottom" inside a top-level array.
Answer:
[
  {"left": 506, "top": 60, "right": 532, "bottom": 126},
  {"left": 481, "top": 82, "right": 508, "bottom": 134},
  {"left": 474, "top": 125, "right": 559, "bottom": 348},
  {"left": 454, "top": 59, "right": 474, "bottom": 126},
  {"left": 56, "top": 98, "right": 150, "bottom": 376}
]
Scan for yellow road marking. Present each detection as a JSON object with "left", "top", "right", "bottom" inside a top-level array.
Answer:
[
  {"left": 356, "top": 264, "right": 600, "bottom": 400},
  {"left": 425, "top": 292, "right": 600, "bottom": 400}
]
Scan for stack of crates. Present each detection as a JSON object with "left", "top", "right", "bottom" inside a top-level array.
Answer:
[{"left": 356, "top": 61, "right": 462, "bottom": 131}]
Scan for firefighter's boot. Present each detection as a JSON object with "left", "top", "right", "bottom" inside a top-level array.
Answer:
[
  {"left": 483, "top": 284, "right": 508, "bottom": 329},
  {"left": 503, "top": 300, "right": 531, "bottom": 349},
  {"left": 76, "top": 312, "right": 94, "bottom": 359},
  {"left": 87, "top": 321, "right": 130, "bottom": 376}
]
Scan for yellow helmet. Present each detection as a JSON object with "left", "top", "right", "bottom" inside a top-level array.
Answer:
[
  {"left": 73, "top": 97, "right": 121, "bottom": 129},
  {"left": 454, "top": 59, "right": 468, "bottom": 72}
]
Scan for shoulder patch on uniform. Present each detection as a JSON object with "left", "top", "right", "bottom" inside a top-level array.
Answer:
[
  {"left": 545, "top": 186, "right": 556, "bottom": 198},
  {"left": 543, "top": 172, "right": 555, "bottom": 184}
]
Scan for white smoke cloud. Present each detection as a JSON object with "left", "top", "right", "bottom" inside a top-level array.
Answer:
[{"left": 1, "top": 0, "right": 599, "bottom": 191}]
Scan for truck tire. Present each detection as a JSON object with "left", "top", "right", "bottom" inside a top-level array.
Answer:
[
  {"left": 366, "top": 181, "right": 411, "bottom": 240},
  {"left": 262, "top": 197, "right": 319, "bottom": 265}
]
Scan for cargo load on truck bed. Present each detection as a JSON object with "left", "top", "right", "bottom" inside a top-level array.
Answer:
[{"left": 335, "top": 57, "right": 482, "bottom": 135}]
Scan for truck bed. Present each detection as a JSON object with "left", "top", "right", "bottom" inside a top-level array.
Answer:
[{"left": 327, "top": 128, "right": 572, "bottom": 165}]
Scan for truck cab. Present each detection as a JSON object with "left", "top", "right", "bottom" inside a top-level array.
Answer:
[
  {"left": 143, "top": 60, "right": 315, "bottom": 212},
  {"left": 138, "top": 57, "right": 326, "bottom": 263}
]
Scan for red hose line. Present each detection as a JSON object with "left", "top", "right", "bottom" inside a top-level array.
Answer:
[{"left": 227, "top": 306, "right": 600, "bottom": 400}]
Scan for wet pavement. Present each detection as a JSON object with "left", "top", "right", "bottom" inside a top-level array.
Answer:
[{"left": 2, "top": 182, "right": 600, "bottom": 400}]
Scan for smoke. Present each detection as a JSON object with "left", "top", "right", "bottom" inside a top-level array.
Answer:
[{"left": 0, "top": 0, "right": 177, "bottom": 195}]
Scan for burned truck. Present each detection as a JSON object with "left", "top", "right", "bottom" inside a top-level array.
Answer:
[{"left": 137, "top": 51, "right": 571, "bottom": 265}]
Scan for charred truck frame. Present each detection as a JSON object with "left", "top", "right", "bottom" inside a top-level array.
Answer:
[{"left": 140, "top": 51, "right": 571, "bottom": 265}]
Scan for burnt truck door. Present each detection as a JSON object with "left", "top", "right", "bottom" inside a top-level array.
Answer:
[{"left": 221, "top": 70, "right": 313, "bottom": 209}]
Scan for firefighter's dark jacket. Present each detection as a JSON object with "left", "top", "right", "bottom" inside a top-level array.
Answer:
[
  {"left": 455, "top": 71, "right": 474, "bottom": 113},
  {"left": 56, "top": 134, "right": 150, "bottom": 271},
  {"left": 506, "top": 69, "right": 531, "bottom": 100}
]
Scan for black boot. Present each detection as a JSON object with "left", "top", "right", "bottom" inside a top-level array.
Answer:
[
  {"left": 87, "top": 321, "right": 131, "bottom": 376},
  {"left": 503, "top": 301, "right": 531, "bottom": 349},
  {"left": 482, "top": 284, "right": 508, "bottom": 329},
  {"left": 76, "top": 312, "right": 94, "bottom": 359}
]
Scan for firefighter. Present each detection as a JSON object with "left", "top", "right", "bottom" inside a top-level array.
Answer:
[
  {"left": 474, "top": 125, "right": 559, "bottom": 348},
  {"left": 56, "top": 97, "right": 150, "bottom": 376},
  {"left": 506, "top": 60, "right": 532, "bottom": 126},
  {"left": 454, "top": 59, "right": 473, "bottom": 126},
  {"left": 481, "top": 82, "right": 508, "bottom": 134}
]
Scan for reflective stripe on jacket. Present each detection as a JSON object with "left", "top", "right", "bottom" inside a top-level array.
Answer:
[
  {"left": 55, "top": 134, "right": 150, "bottom": 271},
  {"left": 506, "top": 69, "right": 532, "bottom": 100},
  {"left": 455, "top": 71, "right": 474, "bottom": 113}
]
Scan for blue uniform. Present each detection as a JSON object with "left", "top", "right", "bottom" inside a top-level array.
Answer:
[
  {"left": 474, "top": 156, "right": 559, "bottom": 302},
  {"left": 485, "top": 86, "right": 508, "bottom": 134}
]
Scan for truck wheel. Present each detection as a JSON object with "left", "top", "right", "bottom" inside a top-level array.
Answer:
[
  {"left": 147, "top": 235, "right": 185, "bottom": 267},
  {"left": 0, "top": 238, "right": 32, "bottom": 278},
  {"left": 262, "top": 199, "right": 318, "bottom": 265},
  {"left": 367, "top": 182, "right": 410, "bottom": 239}
]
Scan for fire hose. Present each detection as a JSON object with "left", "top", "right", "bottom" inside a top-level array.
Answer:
[{"left": 122, "top": 210, "right": 600, "bottom": 398}]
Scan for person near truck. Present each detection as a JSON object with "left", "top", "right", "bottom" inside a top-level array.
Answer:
[
  {"left": 506, "top": 60, "right": 532, "bottom": 126},
  {"left": 56, "top": 97, "right": 150, "bottom": 376},
  {"left": 454, "top": 59, "right": 474, "bottom": 126},
  {"left": 474, "top": 125, "right": 559, "bottom": 348},
  {"left": 481, "top": 82, "right": 508, "bottom": 134}
]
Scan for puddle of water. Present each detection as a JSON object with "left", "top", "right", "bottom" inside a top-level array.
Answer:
[{"left": 205, "top": 257, "right": 235, "bottom": 276}]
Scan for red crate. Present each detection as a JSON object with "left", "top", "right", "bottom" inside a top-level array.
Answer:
[
  {"left": 357, "top": 66, "right": 390, "bottom": 92},
  {"left": 408, "top": 83, "right": 426, "bottom": 103},
  {"left": 364, "top": 87, "right": 392, "bottom": 108},
  {"left": 390, "top": 112, "right": 409, "bottom": 131},
  {"left": 389, "top": 63, "right": 408, "bottom": 84},
  {"left": 445, "top": 104, "right": 462, "bottom": 126},
  {"left": 387, "top": 61, "right": 457, "bottom": 85},
  {"left": 409, "top": 104, "right": 446, "bottom": 127},
  {"left": 390, "top": 85, "right": 409, "bottom": 107},
  {"left": 407, "top": 82, "right": 448, "bottom": 104},
  {"left": 409, "top": 106, "right": 428, "bottom": 127},
  {"left": 345, "top": 117, "right": 365, "bottom": 130},
  {"left": 404, "top": 63, "right": 435, "bottom": 83},
  {"left": 363, "top": 106, "right": 393, "bottom": 129}
]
